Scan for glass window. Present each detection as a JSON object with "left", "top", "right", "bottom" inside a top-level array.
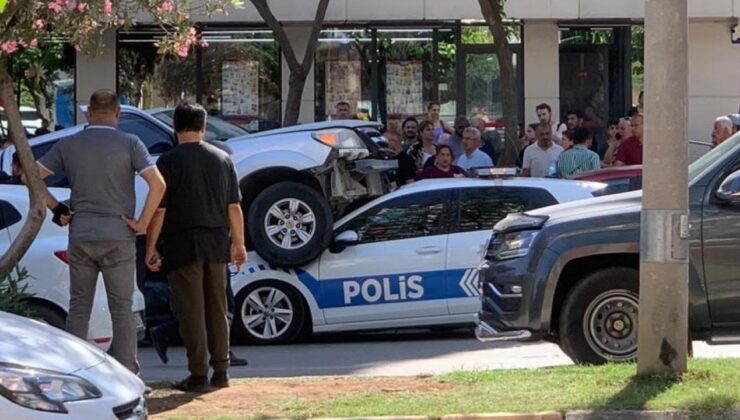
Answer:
[
  {"left": 118, "top": 113, "right": 174, "bottom": 154},
  {"left": 456, "top": 187, "right": 557, "bottom": 233},
  {"left": 345, "top": 190, "right": 452, "bottom": 244},
  {"left": 200, "top": 29, "right": 282, "bottom": 129},
  {"left": 315, "top": 28, "right": 374, "bottom": 121},
  {"left": 149, "top": 110, "right": 248, "bottom": 142},
  {"left": 0, "top": 201, "right": 22, "bottom": 230}
]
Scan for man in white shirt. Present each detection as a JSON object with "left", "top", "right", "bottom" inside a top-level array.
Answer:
[
  {"left": 456, "top": 127, "right": 493, "bottom": 171},
  {"left": 536, "top": 103, "right": 566, "bottom": 142},
  {"left": 522, "top": 122, "right": 564, "bottom": 177}
]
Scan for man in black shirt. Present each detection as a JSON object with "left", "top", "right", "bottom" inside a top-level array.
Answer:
[{"left": 145, "top": 103, "right": 247, "bottom": 392}]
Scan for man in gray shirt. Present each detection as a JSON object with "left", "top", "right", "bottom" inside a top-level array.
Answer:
[{"left": 35, "top": 90, "right": 166, "bottom": 373}]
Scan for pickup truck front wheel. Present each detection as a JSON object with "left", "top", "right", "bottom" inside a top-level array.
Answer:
[
  {"left": 559, "top": 267, "right": 639, "bottom": 365},
  {"left": 248, "top": 181, "right": 333, "bottom": 267}
]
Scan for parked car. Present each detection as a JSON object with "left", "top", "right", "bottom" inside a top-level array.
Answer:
[
  {"left": 146, "top": 107, "right": 249, "bottom": 142},
  {"left": 0, "top": 310, "right": 147, "bottom": 419},
  {"left": 176, "top": 177, "right": 603, "bottom": 345},
  {"left": 0, "top": 186, "right": 147, "bottom": 349},
  {"left": 476, "top": 131, "right": 740, "bottom": 364}
]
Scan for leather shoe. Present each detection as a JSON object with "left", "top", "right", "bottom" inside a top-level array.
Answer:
[
  {"left": 210, "top": 372, "right": 230, "bottom": 388},
  {"left": 172, "top": 376, "right": 210, "bottom": 393},
  {"left": 149, "top": 325, "right": 169, "bottom": 365},
  {"left": 229, "top": 351, "right": 248, "bottom": 367}
]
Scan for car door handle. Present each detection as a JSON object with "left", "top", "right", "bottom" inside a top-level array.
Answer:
[{"left": 416, "top": 246, "right": 442, "bottom": 255}]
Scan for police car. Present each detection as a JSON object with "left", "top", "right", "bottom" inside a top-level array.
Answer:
[{"left": 229, "top": 178, "right": 606, "bottom": 344}]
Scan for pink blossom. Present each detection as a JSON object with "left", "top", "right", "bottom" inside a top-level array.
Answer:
[
  {"left": 1, "top": 41, "right": 18, "bottom": 54},
  {"left": 77, "top": 2, "right": 88, "bottom": 12},
  {"left": 103, "top": 0, "right": 113, "bottom": 16},
  {"left": 48, "top": 0, "right": 64, "bottom": 13},
  {"left": 34, "top": 19, "right": 45, "bottom": 30},
  {"left": 74, "top": 44, "right": 82, "bottom": 52},
  {"left": 30, "top": 39, "right": 38, "bottom": 48},
  {"left": 157, "top": 1, "right": 174, "bottom": 12},
  {"left": 17, "top": 40, "right": 26, "bottom": 47},
  {"left": 177, "top": 46, "right": 189, "bottom": 58},
  {"left": 199, "top": 39, "right": 209, "bottom": 48},
  {"left": 117, "top": 19, "right": 127, "bottom": 27}
]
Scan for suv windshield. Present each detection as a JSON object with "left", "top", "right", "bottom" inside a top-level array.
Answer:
[
  {"left": 689, "top": 131, "right": 740, "bottom": 183},
  {"left": 151, "top": 110, "right": 248, "bottom": 142}
]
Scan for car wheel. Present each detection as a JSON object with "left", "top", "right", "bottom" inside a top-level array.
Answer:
[
  {"left": 559, "top": 267, "right": 639, "bottom": 365},
  {"left": 247, "top": 181, "right": 333, "bottom": 267},
  {"left": 232, "top": 281, "right": 308, "bottom": 345},
  {"left": 28, "top": 303, "right": 66, "bottom": 330}
]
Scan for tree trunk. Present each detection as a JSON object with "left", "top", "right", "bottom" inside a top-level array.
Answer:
[
  {"left": 479, "top": 0, "right": 520, "bottom": 166},
  {"left": 26, "top": 77, "right": 52, "bottom": 130},
  {"left": 0, "top": 57, "right": 48, "bottom": 278}
]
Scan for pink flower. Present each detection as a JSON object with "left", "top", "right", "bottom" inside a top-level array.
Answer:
[
  {"left": 103, "top": 0, "right": 113, "bottom": 16},
  {"left": 77, "top": 2, "right": 88, "bottom": 12},
  {"left": 48, "top": 0, "right": 64, "bottom": 13},
  {"left": 30, "top": 39, "right": 38, "bottom": 47},
  {"left": 199, "top": 39, "right": 209, "bottom": 48},
  {"left": 1, "top": 41, "right": 18, "bottom": 54},
  {"left": 74, "top": 44, "right": 82, "bottom": 52},
  {"left": 34, "top": 19, "right": 45, "bottom": 30},
  {"left": 157, "top": 0, "right": 174, "bottom": 12},
  {"left": 117, "top": 19, "right": 127, "bottom": 27}
]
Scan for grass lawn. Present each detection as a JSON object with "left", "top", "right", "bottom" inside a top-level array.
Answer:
[{"left": 150, "top": 359, "right": 740, "bottom": 419}]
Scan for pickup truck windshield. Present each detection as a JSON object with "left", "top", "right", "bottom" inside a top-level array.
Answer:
[{"left": 689, "top": 132, "right": 740, "bottom": 183}]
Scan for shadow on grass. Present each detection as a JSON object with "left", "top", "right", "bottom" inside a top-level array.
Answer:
[
  {"left": 580, "top": 371, "right": 681, "bottom": 419},
  {"left": 145, "top": 381, "right": 217, "bottom": 416},
  {"left": 685, "top": 394, "right": 736, "bottom": 420}
]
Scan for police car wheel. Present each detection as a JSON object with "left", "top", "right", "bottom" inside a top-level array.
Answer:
[
  {"left": 233, "top": 281, "right": 308, "bottom": 345},
  {"left": 247, "top": 181, "right": 333, "bottom": 268},
  {"left": 559, "top": 267, "right": 639, "bottom": 365}
]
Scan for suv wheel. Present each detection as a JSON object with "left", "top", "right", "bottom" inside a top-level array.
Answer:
[
  {"left": 559, "top": 267, "right": 639, "bottom": 365},
  {"left": 247, "top": 181, "right": 333, "bottom": 267},
  {"left": 232, "top": 281, "right": 307, "bottom": 345}
]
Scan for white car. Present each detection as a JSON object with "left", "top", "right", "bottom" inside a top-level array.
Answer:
[
  {"left": 0, "top": 311, "right": 147, "bottom": 419},
  {"left": 227, "top": 178, "right": 605, "bottom": 344},
  {"left": 0, "top": 186, "right": 146, "bottom": 350}
]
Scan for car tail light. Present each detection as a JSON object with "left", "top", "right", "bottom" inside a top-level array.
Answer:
[
  {"left": 93, "top": 337, "right": 112, "bottom": 345},
  {"left": 54, "top": 250, "right": 69, "bottom": 264}
]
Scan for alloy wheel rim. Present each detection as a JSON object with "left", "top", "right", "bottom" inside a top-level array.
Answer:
[
  {"left": 243, "top": 286, "right": 294, "bottom": 340},
  {"left": 264, "top": 198, "right": 316, "bottom": 250}
]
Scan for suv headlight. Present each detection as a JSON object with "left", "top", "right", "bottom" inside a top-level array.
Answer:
[
  {"left": 0, "top": 364, "right": 102, "bottom": 413},
  {"left": 490, "top": 230, "right": 539, "bottom": 260},
  {"left": 312, "top": 129, "right": 369, "bottom": 160}
]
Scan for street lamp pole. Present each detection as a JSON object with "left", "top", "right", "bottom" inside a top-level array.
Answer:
[{"left": 637, "top": 0, "right": 690, "bottom": 375}]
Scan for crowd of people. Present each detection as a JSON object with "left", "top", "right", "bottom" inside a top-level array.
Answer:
[{"left": 364, "top": 96, "right": 740, "bottom": 184}]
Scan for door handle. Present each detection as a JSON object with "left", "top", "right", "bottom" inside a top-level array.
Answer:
[{"left": 416, "top": 246, "right": 442, "bottom": 255}]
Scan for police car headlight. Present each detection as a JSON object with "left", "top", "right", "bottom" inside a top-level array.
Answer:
[
  {"left": 0, "top": 365, "right": 102, "bottom": 413},
  {"left": 493, "top": 230, "right": 538, "bottom": 260}
]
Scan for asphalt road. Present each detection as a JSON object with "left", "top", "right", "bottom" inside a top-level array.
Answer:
[{"left": 138, "top": 329, "right": 740, "bottom": 382}]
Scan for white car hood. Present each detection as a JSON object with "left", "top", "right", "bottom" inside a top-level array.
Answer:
[{"left": 0, "top": 311, "right": 106, "bottom": 374}]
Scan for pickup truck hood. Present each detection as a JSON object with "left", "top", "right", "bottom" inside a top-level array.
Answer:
[{"left": 529, "top": 190, "right": 642, "bottom": 226}]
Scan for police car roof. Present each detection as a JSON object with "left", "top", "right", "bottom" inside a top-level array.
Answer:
[{"left": 401, "top": 177, "right": 605, "bottom": 194}]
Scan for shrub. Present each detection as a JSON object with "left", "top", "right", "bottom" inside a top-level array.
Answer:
[{"left": 0, "top": 267, "right": 33, "bottom": 317}]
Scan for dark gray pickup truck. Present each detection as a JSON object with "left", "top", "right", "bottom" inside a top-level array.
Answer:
[{"left": 476, "top": 132, "right": 740, "bottom": 365}]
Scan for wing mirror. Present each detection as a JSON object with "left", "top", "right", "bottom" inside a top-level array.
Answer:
[
  {"left": 716, "top": 170, "right": 740, "bottom": 205},
  {"left": 329, "top": 230, "right": 359, "bottom": 253}
]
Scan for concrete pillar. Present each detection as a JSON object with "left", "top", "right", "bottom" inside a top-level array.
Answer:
[
  {"left": 281, "top": 26, "right": 317, "bottom": 124},
  {"left": 75, "top": 30, "right": 117, "bottom": 123},
  {"left": 523, "top": 21, "right": 560, "bottom": 125},
  {"left": 637, "top": 0, "right": 689, "bottom": 376}
]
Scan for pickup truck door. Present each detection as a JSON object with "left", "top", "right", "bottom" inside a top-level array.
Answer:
[
  {"left": 702, "top": 168, "right": 740, "bottom": 328},
  {"left": 318, "top": 189, "right": 453, "bottom": 325}
]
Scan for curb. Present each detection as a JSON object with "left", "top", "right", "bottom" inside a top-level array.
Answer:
[
  {"left": 313, "top": 411, "right": 740, "bottom": 420},
  {"left": 565, "top": 411, "right": 689, "bottom": 419},
  {"left": 441, "top": 413, "right": 561, "bottom": 420}
]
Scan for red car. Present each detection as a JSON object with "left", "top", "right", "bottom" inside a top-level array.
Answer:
[{"left": 570, "top": 165, "right": 643, "bottom": 195}]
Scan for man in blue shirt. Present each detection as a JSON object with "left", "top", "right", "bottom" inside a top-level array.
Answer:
[
  {"left": 556, "top": 127, "right": 601, "bottom": 177},
  {"left": 456, "top": 127, "right": 494, "bottom": 171}
]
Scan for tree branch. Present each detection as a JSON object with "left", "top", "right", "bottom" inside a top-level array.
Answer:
[
  {"left": 250, "top": 0, "right": 300, "bottom": 71},
  {"left": 299, "top": 0, "right": 329, "bottom": 75},
  {"left": 0, "top": 57, "right": 48, "bottom": 278}
]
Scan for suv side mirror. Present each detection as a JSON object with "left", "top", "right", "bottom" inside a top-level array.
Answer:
[
  {"left": 716, "top": 170, "right": 740, "bottom": 205},
  {"left": 329, "top": 230, "right": 359, "bottom": 253}
]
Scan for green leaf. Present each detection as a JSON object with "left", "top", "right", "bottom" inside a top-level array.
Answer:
[{"left": 0, "top": 0, "right": 6, "bottom": 14}]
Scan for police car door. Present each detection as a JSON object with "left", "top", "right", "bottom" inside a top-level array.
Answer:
[
  {"left": 319, "top": 189, "right": 454, "bottom": 325},
  {"left": 446, "top": 186, "right": 558, "bottom": 315}
]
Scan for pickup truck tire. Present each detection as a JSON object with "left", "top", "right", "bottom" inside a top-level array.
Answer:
[
  {"left": 248, "top": 181, "right": 333, "bottom": 267},
  {"left": 559, "top": 267, "right": 639, "bottom": 365},
  {"left": 232, "top": 281, "right": 307, "bottom": 345}
]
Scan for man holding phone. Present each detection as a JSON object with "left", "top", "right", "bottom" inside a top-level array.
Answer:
[
  {"left": 34, "top": 89, "right": 166, "bottom": 374},
  {"left": 145, "top": 102, "right": 247, "bottom": 392}
]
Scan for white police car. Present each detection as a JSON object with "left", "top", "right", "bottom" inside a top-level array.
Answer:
[
  {"left": 0, "top": 186, "right": 147, "bottom": 350},
  {"left": 229, "top": 178, "right": 605, "bottom": 344}
]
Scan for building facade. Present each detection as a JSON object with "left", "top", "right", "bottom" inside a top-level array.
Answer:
[{"left": 69, "top": 0, "right": 740, "bottom": 143}]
